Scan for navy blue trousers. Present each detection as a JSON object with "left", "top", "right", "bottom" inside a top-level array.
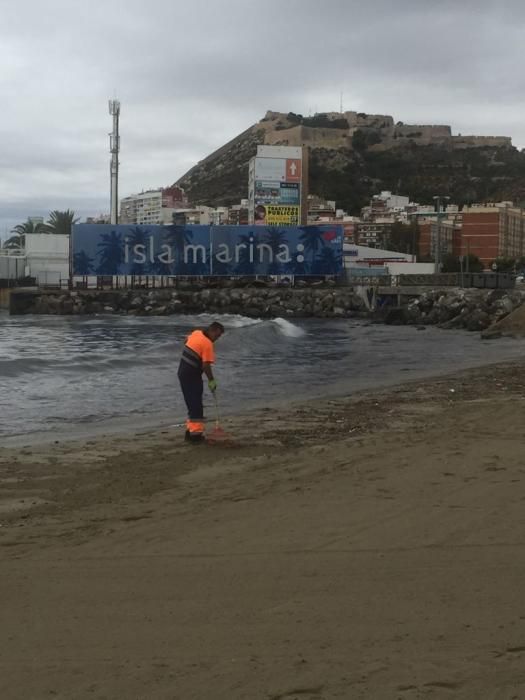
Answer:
[{"left": 178, "top": 366, "right": 204, "bottom": 421}]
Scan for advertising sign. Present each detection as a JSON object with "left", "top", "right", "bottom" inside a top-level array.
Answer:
[
  {"left": 254, "top": 181, "right": 300, "bottom": 205},
  {"left": 72, "top": 224, "right": 343, "bottom": 277},
  {"left": 254, "top": 205, "right": 300, "bottom": 226},
  {"left": 249, "top": 145, "right": 304, "bottom": 225},
  {"left": 279, "top": 182, "right": 300, "bottom": 204}
]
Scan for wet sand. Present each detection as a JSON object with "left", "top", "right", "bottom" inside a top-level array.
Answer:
[{"left": 2, "top": 362, "right": 525, "bottom": 699}]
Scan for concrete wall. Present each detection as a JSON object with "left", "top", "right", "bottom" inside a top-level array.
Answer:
[
  {"left": 25, "top": 233, "right": 69, "bottom": 256},
  {"left": 24, "top": 233, "right": 69, "bottom": 285}
]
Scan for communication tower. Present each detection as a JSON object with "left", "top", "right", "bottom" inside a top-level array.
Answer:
[{"left": 108, "top": 99, "right": 120, "bottom": 225}]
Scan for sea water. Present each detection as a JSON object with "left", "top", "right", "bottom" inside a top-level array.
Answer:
[{"left": 1, "top": 311, "right": 524, "bottom": 440}]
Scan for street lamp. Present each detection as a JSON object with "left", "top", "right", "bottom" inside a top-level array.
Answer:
[{"left": 433, "top": 195, "right": 450, "bottom": 273}]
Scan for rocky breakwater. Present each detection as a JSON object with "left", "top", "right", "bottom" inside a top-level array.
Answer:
[
  {"left": 381, "top": 288, "right": 525, "bottom": 331},
  {"left": 16, "top": 285, "right": 367, "bottom": 318}
]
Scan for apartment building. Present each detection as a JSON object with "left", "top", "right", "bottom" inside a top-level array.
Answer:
[
  {"left": 499, "top": 206, "right": 525, "bottom": 260},
  {"left": 460, "top": 205, "right": 502, "bottom": 266},
  {"left": 431, "top": 218, "right": 462, "bottom": 258},
  {"left": 120, "top": 186, "right": 189, "bottom": 225},
  {"left": 419, "top": 204, "right": 523, "bottom": 267},
  {"left": 356, "top": 221, "right": 392, "bottom": 248},
  {"left": 120, "top": 190, "right": 164, "bottom": 225}
]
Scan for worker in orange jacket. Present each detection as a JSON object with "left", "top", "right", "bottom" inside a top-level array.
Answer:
[{"left": 178, "top": 321, "right": 224, "bottom": 443}]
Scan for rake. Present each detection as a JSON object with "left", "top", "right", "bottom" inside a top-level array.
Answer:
[{"left": 207, "top": 392, "right": 236, "bottom": 446}]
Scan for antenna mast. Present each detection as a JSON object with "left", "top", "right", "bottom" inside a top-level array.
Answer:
[{"left": 108, "top": 99, "right": 121, "bottom": 225}]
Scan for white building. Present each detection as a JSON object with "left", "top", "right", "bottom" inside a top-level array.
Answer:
[
  {"left": 120, "top": 189, "right": 174, "bottom": 225},
  {"left": 343, "top": 244, "right": 434, "bottom": 276},
  {"left": 0, "top": 253, "right": 25, "bottom": 280},
  {"left": 344, "top": 244, "right": 412, "bottom": 265},
  {"left": 1, "top": 234, "right": 70, "bottom": 285},
  {"left": 24, "top": 233, "right": 69, "bottom": 285},
  {"left": 0, "top": 233, "right": 70, "bottom": 286},
  {"left": 375, "top": 191, "right": 410, "bottom": 209}
]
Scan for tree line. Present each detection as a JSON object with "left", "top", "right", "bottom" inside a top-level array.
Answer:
[{"left": 3, "top": 210, "right": 78, "bottom": 249}]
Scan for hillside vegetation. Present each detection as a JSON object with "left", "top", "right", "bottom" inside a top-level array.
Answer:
[{"left": 176, "top": 111, "right": 525, "bottom": 214}]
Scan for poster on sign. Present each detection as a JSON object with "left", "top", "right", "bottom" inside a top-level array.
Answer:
[
  {"left": 254, "top": 181, "right": 300, "bottom": 205},
  {"left": 254, "top": 205, "right": 300, "bottom": 226}
]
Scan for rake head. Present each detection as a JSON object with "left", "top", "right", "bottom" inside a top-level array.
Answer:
[{"left": 207, "top": 424, "right": 237, "bottom": 447}]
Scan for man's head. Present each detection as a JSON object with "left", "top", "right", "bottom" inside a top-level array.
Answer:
[{"left": 206, "top": 321, "right": 225, "bottom": 342}]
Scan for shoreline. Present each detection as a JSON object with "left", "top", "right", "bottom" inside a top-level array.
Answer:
[
  {"left": 2, "top": 356, "right": 525, "bottom": 522},
  {"left": 2, "top": 349, "right": 525, "bottom": 448},
  {"left": 2, "top": 360, "right": 525, "bottom": 697}
]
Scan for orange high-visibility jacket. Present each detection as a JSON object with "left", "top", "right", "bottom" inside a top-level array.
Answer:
[{"left": 180, "top": 330, "right": 215, "bottom": 373}]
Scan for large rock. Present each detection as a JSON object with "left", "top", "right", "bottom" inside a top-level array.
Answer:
[
  {"left": 384, "top": 308, "right": 409, "bottom": 325},
  {"left": 481, "top": 299, "right": 525, "bottom": 338}
]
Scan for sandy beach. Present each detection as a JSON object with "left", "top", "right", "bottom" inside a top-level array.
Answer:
[{"left": 2, "top": 361, "right": 525, "bottom": 699}]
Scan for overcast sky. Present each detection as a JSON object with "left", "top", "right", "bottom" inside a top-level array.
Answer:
[{"left": 1, "top": 0, "right": 524, "bottom": 238}]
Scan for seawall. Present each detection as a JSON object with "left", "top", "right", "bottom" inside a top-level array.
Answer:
[
  {"left": 8, "top": 285, "right": 525, "bottom": 333},
  {"left": 9, "top": 285, "right": 367, "bottom": 319}
]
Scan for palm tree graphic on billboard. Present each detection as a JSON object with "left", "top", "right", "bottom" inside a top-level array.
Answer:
[
  {"left": 127, "top": 227, "right": 151, "bottom": 275},
  {"left": 164, "top": 226, "right": 193, "bottom": 272},
  {"left": 73, "top": 251, "right": 94, "bottom": 275},
  {"left": 315, "top": 246, "right": 341, "bottom": 274},
  {"left": 235, "top": 232, "right": 261, "bottom": 275},
  {"left": 264, "top": 229, "right": 288, "bottom": 275},
  {"left": 96, "top": 230, "right": 124, "bottom": 275},
  {"left": 299, "top": 226, "right": 326, "bottom": 257}
]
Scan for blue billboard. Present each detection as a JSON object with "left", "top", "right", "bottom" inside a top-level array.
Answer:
[{"left": 72, "top": 224, "right": 343, "bottom": 276}]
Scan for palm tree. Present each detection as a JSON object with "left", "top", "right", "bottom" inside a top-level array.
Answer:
[
  {"left": 96, "top": 230, "right": 124, "bottom": 275},
  {"left": 3, "top": 235, "right": 24, "bottom": 251},
  {"left": 45, "top": 209, "right": 79, "bottom": 236},
  {"left": 73, "top": 250, "right": 94, "bottom": 275}
]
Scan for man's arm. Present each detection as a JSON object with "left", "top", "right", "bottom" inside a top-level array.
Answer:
[{"left": 202, "top": 362, "right": 214, "bottom": 381}]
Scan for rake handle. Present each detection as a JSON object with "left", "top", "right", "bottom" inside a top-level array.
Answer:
[{"left": 213, "top": 391, "right": 220, "bottom": 429}]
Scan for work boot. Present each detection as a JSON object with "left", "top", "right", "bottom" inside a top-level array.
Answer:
[{"left": 187, "top": 432, "right": 206, "bottom": 444}]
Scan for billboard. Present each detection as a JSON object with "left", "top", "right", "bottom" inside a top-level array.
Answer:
[
  {"left": 249, "top": 145, "right": 304, "bottom": 226},
  {"left": 72, "top": 224, "right": 343, "bottom": 277}
]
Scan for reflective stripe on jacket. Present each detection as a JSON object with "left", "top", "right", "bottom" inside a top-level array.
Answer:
[{"left": 180, "top": 330, "right": 215, "bottom": 373}]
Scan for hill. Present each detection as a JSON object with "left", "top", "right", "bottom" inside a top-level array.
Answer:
[{"left": 175, "top": 110, "right": 525, "bottom": 214}]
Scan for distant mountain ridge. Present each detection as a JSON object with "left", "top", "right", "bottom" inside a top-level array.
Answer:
[{"left": 175, "top": 110, "right": 525, "bottom": 214}]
